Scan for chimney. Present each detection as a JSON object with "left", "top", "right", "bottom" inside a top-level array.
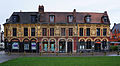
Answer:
[
  {"left": 73, "top": 9, "right": 76, "bottom": 22},
  {"left": 20, "top": 10, "right": 22, "bottom": 12},
  {"left": 73, "top": 9, "right": 76, "bottom": 13},
  {"left": 38, "top": 5, "right": 44, "bottom": 13},
  {"left": 104, "top": 11, "right": 107, "bottom": 15},
  {"left": 114, "top": 23, "right": 116, "bottom": 26}
]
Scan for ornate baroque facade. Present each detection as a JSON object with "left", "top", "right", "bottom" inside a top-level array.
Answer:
[{"left": 4, "top": 5, "right": 110, "bottom": 53}]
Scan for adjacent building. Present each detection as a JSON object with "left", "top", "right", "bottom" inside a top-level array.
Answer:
[
  {"left": 4, "top": 5, "right": 110, "bottom": 53},
  {"left": 0, "top": 25, "right": 4, "bottom": 50},
  {"left": 110, "top": 23, "right": 120, "bottom": 45}
]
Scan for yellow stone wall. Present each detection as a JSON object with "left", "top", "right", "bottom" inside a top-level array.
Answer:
[
  {"left": 78, "top": 24, "right": 110, "bottom": 37},
  {"left": 4, "top": 24, "right": 77, "bottom": 42},
  {"left": 4, "top": 23, "right": 110, "bottom": 42}
]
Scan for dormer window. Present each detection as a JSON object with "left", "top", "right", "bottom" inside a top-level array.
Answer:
[
  {"left": 85, "top": 15, "right": 91, "bottom": 23},
  {"left": 31, "top": 15, "right": 37, "bottom": 23},
  {"left": 49, "top": 15, "right": 55, "bottom": 22},
  {"left": 102, "top": 16, "right": 108, "bottom": 22},
  {"left": 68, "top": 15, "right": 73, "bottom": 22},
  {"left": 12, "top": 15, "right": 19, "bottom": 22}
]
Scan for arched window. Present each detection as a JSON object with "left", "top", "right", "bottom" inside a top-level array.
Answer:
[
  {"left": 50, "top": 39, "right": 55, "bottom": 52},
  {"left": 43, "top": 39, "right": 48, "bottom": 51},
  {"left": 23, "top": 39, "right": 29, "bottom": 50},
  {"left": 67, "top": 39, "right": 73, "bottom": 53},
  {"left": 95, "top": 39, "right": 101, "bottom": 51},
  {"left": 11, "top": 39, "right": 20, "bottom": 50},
  {"left": 102, "top": 39, "right": 107, "bottom": 49},
  {"left": 59, "top": 39, "right": 66, "bottom": 53},
  {"left": 80, "top": 39, "right": 85, "bottom": 49},
  {"left": 86, "top": 39, "right": 92, "bottom": 49},
  {"left": 31, "top": 39, "right": 37, "bottom": 50}
]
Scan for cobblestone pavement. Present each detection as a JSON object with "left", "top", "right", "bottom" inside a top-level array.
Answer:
[{"left": 0, "top": 51, "right": 120, "bottom": 63}]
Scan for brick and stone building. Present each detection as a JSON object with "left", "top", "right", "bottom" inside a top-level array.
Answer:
[
  {"left": 4, "top": 5, "right": 110, "bottom": 53},
  {"left": 110, "top": 23, "right": 120, "bottom": 45}
]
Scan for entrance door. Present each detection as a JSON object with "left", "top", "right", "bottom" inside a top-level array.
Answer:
[
  {"left": 59, "top": 41, "right": 66, "bottom": 53},
  {"left": 95, "top": 43, "right": 101, "bottom": 51},
  {"left": 67, "top": 42, "right": 72, "bottom": 53}
]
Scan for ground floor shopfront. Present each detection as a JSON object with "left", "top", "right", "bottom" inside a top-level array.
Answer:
[{"left": 4, "top": 37, "right": 109, "bottom": 53}]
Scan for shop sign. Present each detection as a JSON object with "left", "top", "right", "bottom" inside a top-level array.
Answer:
[
  {"left": 31, "top": 42, "right": 36, "bottom": 50},
  {"left": 12, "top": 40, "right": 18, "bottom": 42},
  {"left": 24, "top": 44, "right": 29, "bottom": 50},
  {"left": 12, "top": 42, "right": 19, "bottom": 49}
]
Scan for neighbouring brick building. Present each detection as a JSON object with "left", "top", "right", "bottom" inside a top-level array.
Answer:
[
  {"left": 4, "top": 5, "right": 110, "bottom": 53},
  {"left": 110, "top": 23, "right": 120, "bottom": 45}
]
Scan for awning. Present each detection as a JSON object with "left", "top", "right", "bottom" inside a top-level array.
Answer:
[{"left": 96, "top": 42, "right": 101, "bottom": 44}]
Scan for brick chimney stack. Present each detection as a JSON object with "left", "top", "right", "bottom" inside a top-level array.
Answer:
[
  {"left": 73, "top": 9, "right": 76, "bottom": 22},
  {"left": 114, "top": 23, "right": 116, "bottom": 26},
  {"left": 38, "top": 5, "right": 44, "bottom": 13},
  {"left": 104, "top": 11, "right": 107, "bottom": 15}
]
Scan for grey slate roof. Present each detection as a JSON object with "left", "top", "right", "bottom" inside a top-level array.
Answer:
[
  {"left": 4, "top": 11, "right": 110, "bottom": 25},
  {"left": 112, "top": 23, "right": 120, "bottom": 33}
]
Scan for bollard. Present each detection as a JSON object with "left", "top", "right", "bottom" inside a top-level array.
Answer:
[
  {"left": 24, "top": 51, "right": 26, "bottom": 56},
  {"left": 91, "top": 52, "right": 94, "bottom": 56},
  {"left": 40, "top": 52, "right": 42, "bottom": 56},
  {"left": 56, "top": 52, "right": 59, "bottom": 56},
  {"left": 80, "top": 51, "right": 82, "bottom": 56},
  {"left": 104, "top": 52, "right": 106, "bottom": 56},
  {"left": 70, "top": 52, "right": 72, "bottom": 56}
]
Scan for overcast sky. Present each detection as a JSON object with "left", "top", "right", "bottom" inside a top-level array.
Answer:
[{"left": 0, "top": 0, "right": 120, "bottom": 31}]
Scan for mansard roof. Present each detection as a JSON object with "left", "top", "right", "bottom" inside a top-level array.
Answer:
[{"left": 4, "top": 6, "right": 110, "bottom": 25}]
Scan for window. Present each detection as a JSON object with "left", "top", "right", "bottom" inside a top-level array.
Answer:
[
  {"left": 86, "top": 28, "right": 90, "bottom": 36},
  {"left": 42, "top": 28, "right": 47, "bottom": 36},
  {"left": 49, "top": 15, "right": 55, "bottom": 22},
  {"left": 50, "top": 28, "right": 54, "bottom": 36},
  {"left": 97, "top": 28, "right": 100, "bottom": 36},
  {"left": 103, "top": 28, "right": 107, "bottom": 36},
  {"left": 61, "top": 28, "right": 66, "bottom": 36},
  {"left": 31, "top": 28, "right": 35, "bottom": 36},
  {"left": 31, "top": 15, "right": 37, "bottom": 22},
  {"left": 12, "top": 15, "right": 19, "bottom": 22},
  {"left": 85, "top": 15, "right": 91, "bottom": 22},
  {"left": 24, "top": 28, "right": 28, "bottom": 36},
  {"left": 79, "top": 28, "right": 83, "bottom": 36},
  {"left": 103, "top": 16, "right": 108, "bottom": 22},
  {"left": 69, "top": 28, "right": 73, "bottom": 36},
  {"left": 68, "top": 15, "right": 73, "bottom": 22},
  {"left": 13, "top": 28, "right": 17, "bottom": 36},
  {"left": 43, "top": 40, "right": 48, "bottom": 51}
]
